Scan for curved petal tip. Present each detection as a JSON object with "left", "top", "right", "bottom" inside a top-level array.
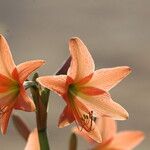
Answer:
[
  {"left": 70, "top": 37, "right": 80, "bottom": 41},
  {"left": 118, "top": 107, "right": 129, "bottom": 120},
  {"left": 124, "top": 66, "right": 132, "bottom": 74},
  {"left": 34, "top": 59, "right": 45, "bottom": 65}
]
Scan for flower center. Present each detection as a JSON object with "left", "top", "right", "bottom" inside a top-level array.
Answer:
[
  {"left": 68, "top": 84, "right": 95, "bottom": 132},
  {"left": 68, "top": 84, "right": 78, "bottom": 96},
  {"left": 0, "top": 80, "right": 19, "bottom": 117},
  {"left": 7, "top": 80, "right": 20, "bottom": 95}
]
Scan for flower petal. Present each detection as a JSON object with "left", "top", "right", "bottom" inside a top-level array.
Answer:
[
  {"left": 73, "top": 122, "right": 102, "bottom": 143},
  {"left": 73, "top": 127, "right": 95, "bottom": 144},
  {"left": 16, "top": 60, "right": 45, "bottom": 83},
  {"left": 96, "top": 117, "right": 117, "bottom": 141},
  {"left": 0, "top": 108, "right": 13, "bottom": 134},
  {"left": 37, "top": 75, "right": 67, "bottom": 96},
  {"left": 79, "top": 87, "right": 105, "bottom": 96},
  {"left": 25, "top": 128, "right": 40, "bottom": 150},
  {"left": 103, "top": 131, "right": 144, "bottom": 150},
  {"left": 77, "top": 92, "right": 129, "bottom": 120},
  {"left": 71, "top": 98, "right": 102, "bottom": 143},
  {"left": 72, "top": 99, "right": 102, "bottom": 143},
  {"left": 0, "top": 35, "right": 16, "bottom": 77},
  {"left": 14, "top": 89, "right": 35, "bottom": 112},
  {"left": 0, "top": 91, "right": 16, "bottom": 134},
  {"left": 85, "top": 66, "right": 131, "bottom": 91},
  {"left": 74, "top": 97, "right": 90, "bottom": 114},
  {"left": 68, "top": 37, "right": 95, "bottom": 81},
  {"left": 58, "top": 105, "right": 75, "bottom": 128}
]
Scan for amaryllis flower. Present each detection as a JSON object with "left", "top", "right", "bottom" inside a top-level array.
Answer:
[
  {"left": 73, "top": 117, "right": 144, "bottom": 150},
  {"left": 0, "top": 35, "right": 44, "bottom": 134},
  {"left": 25, "top": 128, "right": 40, "bottom": 150},
  {"left": 37, "top": 37, "right": 131, "bottom": 142}
]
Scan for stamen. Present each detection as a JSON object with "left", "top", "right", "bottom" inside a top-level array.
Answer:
[{"left": 78, "top": 110, "right": 95, "bottom": 132}]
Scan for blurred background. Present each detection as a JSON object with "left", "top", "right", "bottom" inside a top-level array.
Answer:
[{"left": 0, "top": 0, "right": 149, "bottom": 149}]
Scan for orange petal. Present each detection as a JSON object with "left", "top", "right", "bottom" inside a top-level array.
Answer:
[
  {"left": 25, "top": 128, "right": 40, "bottom": 150},
  {"left": 58, "top": 105, "right": 75, "bottom": 128},
  {"left": 79, "top": 87, "right": 105, "bottom": 96},
  {"left": 16, "top": 60, "right": 45, "bottom": 83},
  {"left": 104, "top": 131, "right": 144, "bottom": 150},
  {"left": 96, "top": 117, "right": 117, "bottom": 141},
  {"left": 1, "top": 108, "right": 13, "bottom": 134},
  {"left": 76, "top": 92, "right": 129, "bottom": 120},
  {"left": 74, "top": 97, "right": 90, "bottom": 114},
  {"left": 85, "top": 66, "right": 131, "bottom": 91},
  {"left": 0, "top": 35, "right": 16, "bottom": 77},
  {"left": 37, "top": 75, "right": 67, "bottom": 96},
  {"left": 14, "top": 88, "right": 35, "bottom": 112},
  {"left": 72, "top": 127, "right": 95, "bottom": 144},
  {"left": 76, "top": 74, "right": 93, "bottom": 85},
  {"left": 68, "top": 37, "right": 95, "bottom": 81},
  {"left": 73, "top": 122, "right": 102, "bottom": 143},
  {"left": 72, "top": 98, "right": 101, "bottom": 143},
  {"left": 72, "top": 99, "right": 102, "bottom": 143}
]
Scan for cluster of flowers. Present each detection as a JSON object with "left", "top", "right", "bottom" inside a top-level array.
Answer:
[{"left": 0, "top": 34, "right": 144, "bottom": 149}]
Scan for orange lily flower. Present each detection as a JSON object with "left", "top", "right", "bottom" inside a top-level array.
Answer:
[
  {"left": 0, "top": 35, "right": 44, "bottom": 134},
  {"left": 25, "top": 128, "right": 40, "bottom": 150},
  {"left": 73, "top": 117, "right": 144, "bottom": 150},
  {"left": 37, "top": 37, "right": 131, "bottom": 142}
]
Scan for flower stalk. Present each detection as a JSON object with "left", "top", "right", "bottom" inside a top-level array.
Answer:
[
  {"left": 69, "top": 133, "right": 77, "bottom": 150},
  {"left": 30, "top": 73, "right": 50, "bottom": 150},
  {"left": 24, "top": 81, "right": 37, "bottom": 90},
  {"left": 26, "top": 56, "right": 71, "bottom": 150}
]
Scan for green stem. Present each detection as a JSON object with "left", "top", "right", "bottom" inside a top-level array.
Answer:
[
  {"left": 30, "top": 73, "right": 50, "bottom": 150},
  {"left": 38, "top": 130, "right": 50, "bottom": 150}
]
